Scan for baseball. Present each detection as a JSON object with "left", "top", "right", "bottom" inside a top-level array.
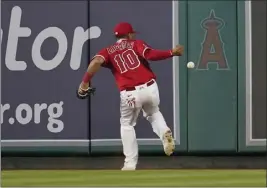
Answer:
[{"left": 187, "top": 61, "right": 195, "bottom": 69}]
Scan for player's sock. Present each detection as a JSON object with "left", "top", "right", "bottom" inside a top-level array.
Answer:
[
  {"left": 120, "top": 125, "right": 138, "bottom": 165},
  {"left": 146, "top": 111, "right": 170, "bottom": 140}
]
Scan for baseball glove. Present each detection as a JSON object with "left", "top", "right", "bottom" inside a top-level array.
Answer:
[{"left": 77, "top": 86, "right": 96, "bottom": 99}]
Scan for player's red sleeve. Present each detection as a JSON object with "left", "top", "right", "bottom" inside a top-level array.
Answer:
[
  {"left": 91, "top": 48, "right": 110, "bottom": 67},
  {"left": 144, "top": 49, "right": 173, "bottom": 61},
  {"left": 135, "top": 40, "right": 173, "bottom": 61}
]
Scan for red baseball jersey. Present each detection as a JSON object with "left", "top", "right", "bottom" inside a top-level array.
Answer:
[{"left": 93, "top": 39, "right": 156, "bottom": 91}]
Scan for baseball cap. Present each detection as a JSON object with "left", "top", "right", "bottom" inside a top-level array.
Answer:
[{"left": 114, "top": 22, "right": 136, "bottom": 37}]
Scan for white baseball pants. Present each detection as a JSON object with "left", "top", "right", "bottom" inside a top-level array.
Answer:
[{"left": 120, "top": 79, "right": 171, "bottom": 166}]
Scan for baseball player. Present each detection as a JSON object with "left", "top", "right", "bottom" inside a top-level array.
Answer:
[{"left": 77, "top": 22, "right": 183, "bottom": 170}]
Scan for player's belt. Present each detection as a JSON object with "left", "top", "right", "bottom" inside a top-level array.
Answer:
[{"left": 125, "top": 79, "right": 155, "bottom": 91}]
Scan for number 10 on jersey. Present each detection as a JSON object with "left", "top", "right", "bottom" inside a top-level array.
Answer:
[{"left": 114, "top": 49, "right": 141, "bottom": 73}]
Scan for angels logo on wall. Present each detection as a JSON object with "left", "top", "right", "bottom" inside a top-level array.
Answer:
[{"left": 197, "top": 10, "right": 229, "bottom": 70}]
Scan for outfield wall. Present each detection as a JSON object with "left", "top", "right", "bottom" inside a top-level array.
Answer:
[{"left": 1, "top": 1, "right": 266, "bottom": 155}]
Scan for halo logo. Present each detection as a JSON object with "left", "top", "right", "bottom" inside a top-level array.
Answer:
[{"left": 1, "top": 6, "right": 102, "bottom": 71}]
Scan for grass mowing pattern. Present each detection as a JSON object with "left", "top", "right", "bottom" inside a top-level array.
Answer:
[{"left": 1, "top": 170, "right": 266, "bottom": 187}]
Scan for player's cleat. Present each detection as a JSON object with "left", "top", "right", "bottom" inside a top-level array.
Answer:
[
  {"left": 121, "top": 166, "right": 136, "bottom": 171},
  {"left": 162, "top": 130, "right": 175, "bottom": 156},
  {"left": 121, "top": 162, "right": 136, "bottom": 171}
]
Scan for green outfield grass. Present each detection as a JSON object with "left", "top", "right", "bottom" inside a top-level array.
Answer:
[{"left": 1, "top": 170, "right": 266, "bottom": 187}]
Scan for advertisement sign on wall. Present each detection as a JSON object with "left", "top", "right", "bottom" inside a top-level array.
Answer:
[
  {"left": 245, "top": 1, "right": 266, "bottom": 146},
  {"left": 1, "top": 1, "right": 91, "bottom": 147},
  {"left": 1, "top": 1, "right": 180, "bottom": 149}
]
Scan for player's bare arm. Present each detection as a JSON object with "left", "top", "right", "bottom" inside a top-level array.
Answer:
[{"left": 77, "top": 56, "right": 104, "bottom": 99}]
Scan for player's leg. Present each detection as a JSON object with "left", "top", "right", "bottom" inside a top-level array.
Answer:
[
  {"left": 120, "top": 91, "right": 142, "bottom": 170},
  {"left": 142, "top": 82, "right": 175, "bottom": 156},
  {"left": 142, "top": 105, "right": 175, "bottom": 156},
  {"left": 120, "top": 108, "right": 141, "bottom": 170}
]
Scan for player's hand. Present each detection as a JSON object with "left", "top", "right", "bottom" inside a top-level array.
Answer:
[
  {"left": 172, "top": 45, "right": 184, "bottom": 56},
  {"left": 77, "top": 82, "right": 96, "bottom": 99}
]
